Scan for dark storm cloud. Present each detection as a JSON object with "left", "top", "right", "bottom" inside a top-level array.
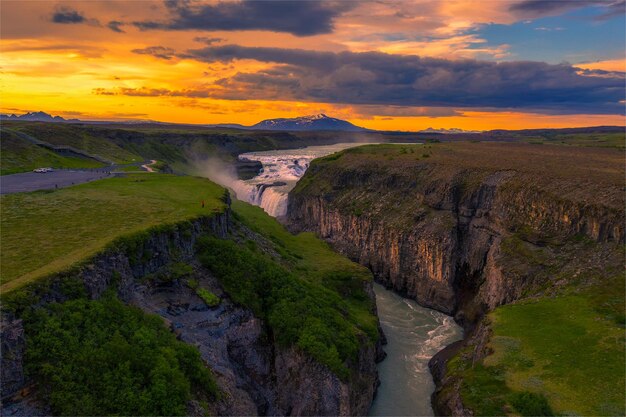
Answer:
[
  {"left": 182, "top": 45, "right": 625, "bottom": 114},
  {"left": 133, "top": 0, "right": 353, "bottom": 36},
  {"left": 51, "top": 7, "right": 86, "bottom": 24},
  {"left": 107, "top": 21, "right": 125, "bottom": 33},
  {"left": 509, "top": 0, "right": 615, "bottom": 17},
  {"left": 193, "top": 37, "right": 224, "bottom": 45},
  {"left": 132, "top": 46, "right": 177, "bottom": 60},
  {"left": 93, "top": 87, "right": 211, "bottom": 98}
]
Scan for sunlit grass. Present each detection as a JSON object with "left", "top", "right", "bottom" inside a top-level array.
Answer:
[
  {"left": 1, "top": 174, "right": 226, "bottom": 290},
  {"left": 1, "top": 130, "right": 105, "bottom": 175},
  {"left": 486, "top": 274, "right": 625, "bottom": 416}
]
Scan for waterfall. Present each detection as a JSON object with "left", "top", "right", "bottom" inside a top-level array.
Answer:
[{"left": 232, "top": 143, "right": 367, "bottom": 217}]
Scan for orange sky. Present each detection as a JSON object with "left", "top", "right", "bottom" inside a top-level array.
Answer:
[{"left": 1, "top": 0, "right": 624, "bottom": 131}]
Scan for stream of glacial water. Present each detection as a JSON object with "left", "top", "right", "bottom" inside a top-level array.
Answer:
[
  {"left": 369, "top": 284, "right": 463, "bottom": 416},
  {"left": 229, "top": 144, "right": 463, "bottom": 415}
]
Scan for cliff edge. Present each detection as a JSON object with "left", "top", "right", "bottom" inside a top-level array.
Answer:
[{"left": 288, "top": 142, "right": 625, "bottom": 415}]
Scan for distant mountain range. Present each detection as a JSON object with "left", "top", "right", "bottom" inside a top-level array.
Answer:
[
  {"left": 2, "top": 112, "right": 367, "bottom": 132},
  {"left": 3, "top": 112, "right": 620, "bottom": 136},
  {"left": 418, "top": 127, "right": 483, "bottom": 134},
  {"left": 0, "top": 111, "right": 80, "bottom": 123}
]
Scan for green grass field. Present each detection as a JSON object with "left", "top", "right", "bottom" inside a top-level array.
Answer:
[
  {"left": 522, "top": 132, "right": 625, "bottom": 149},
  {"left": 1, "top": 130, "right": 105, "bottom": 175},
  {"left": 8, "top": 123, "right": 142, "bottom": 164},
  {"left": 486, "top": 281, "right": 625, "bottom": 415},
  {"left": 0, "top": 174, "right": 226, "bottom": 291}
]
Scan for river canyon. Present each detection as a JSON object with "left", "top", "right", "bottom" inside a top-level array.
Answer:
[{"left": 230, "top": 144, "right": 464, "bottom": 415}]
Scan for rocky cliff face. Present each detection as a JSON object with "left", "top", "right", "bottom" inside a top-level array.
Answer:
[
  {"left": 287, "top": 143, "right": 624, "bottom": 414},
  {"left": 1, "top": 203, "right": 382, "bottom": 416},
  {"left": 289, "top": 146, "right": 624, "bottom": 324}
]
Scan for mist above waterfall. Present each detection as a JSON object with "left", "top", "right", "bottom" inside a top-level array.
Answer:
[{"left": 195, "top": 143, "right": 373, "bottom": 218}]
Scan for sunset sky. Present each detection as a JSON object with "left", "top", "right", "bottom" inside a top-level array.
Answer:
[{"left": 1, "top": 0, "right": 624, "bottom": 131}]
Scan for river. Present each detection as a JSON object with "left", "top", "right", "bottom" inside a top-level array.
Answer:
[
  {"left": 369, "top": 283, "right": 463, "bottom": 416},
  {"left": 230, "top": 144, "right": 463, "bottom": 415}
]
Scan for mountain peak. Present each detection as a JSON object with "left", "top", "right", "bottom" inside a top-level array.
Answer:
[{"left": 252, "top": 114, "right": 366, "bottom": 132}]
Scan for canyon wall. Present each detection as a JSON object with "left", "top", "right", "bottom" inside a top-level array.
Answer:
[
  {"left": 1, "top": 202, "right": 382, "bottom": 416},
  {"left": 289, "top": 144, "right": 624, "bottom": 324},
  {"left": 287, "top": 143, "right": 624, "bottom": 414}
]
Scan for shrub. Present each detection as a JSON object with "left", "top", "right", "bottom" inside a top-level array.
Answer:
[
  {"left": 196, "top": 288, "right": 220, "bottom": 307},
  {"left": 23, "top": 295, "right": 218, "bottom": 416},
  {"left": 169, "top": 262, "right": 194, "bottom": 279},
  {"left": 195, "top": 236, "right": 363, "bottom": 378},
  {"left": 509, "top": 391, "right": 554, "bottom": 416}
]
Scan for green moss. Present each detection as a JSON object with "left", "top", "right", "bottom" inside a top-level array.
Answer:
[
  {"left": 196, "top": 288, "right": 220, "bottom": 307},
  {"left": 509, "top": 391, "right": 554, "bottom": 416}
]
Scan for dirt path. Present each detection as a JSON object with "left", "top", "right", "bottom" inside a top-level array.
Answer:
[{"left": 141, "top": 159, "right": 157, "bottom": 172}]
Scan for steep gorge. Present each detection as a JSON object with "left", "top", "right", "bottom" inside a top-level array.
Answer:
[
  {"left": 1, "top": 199, "right": 383, "bottom": 416},
  {"left": 287, "top": 142, "right": 625, "bottom": 414}
]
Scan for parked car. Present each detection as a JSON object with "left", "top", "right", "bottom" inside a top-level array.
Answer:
[{"left": 33, "top": 167, "right": 53, "bottom": 173}]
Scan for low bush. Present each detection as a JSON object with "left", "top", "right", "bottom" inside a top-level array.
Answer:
[
  {"left": 23, "top": 294, "right": 218, "bottom": 416},
  {"left": 509, "top": 391, "right": 554, "bottom": 416},
  {"left": 196, "top": 235, "right": 365, "bottom": 379},
  {"left": 196, "top": 288, "right": 220, "bottom": 307}
]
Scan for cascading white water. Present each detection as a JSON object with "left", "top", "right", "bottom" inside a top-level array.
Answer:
[{"left": 233, "top": 143, "right": 364, "bottom": 217}]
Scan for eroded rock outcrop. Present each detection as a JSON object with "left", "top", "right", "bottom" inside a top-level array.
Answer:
[
  {"left": 287, "top": 143, "right": 625, "bottom": 415},
  {"left": 1, "top": 202, "right": 382, "bottom": 416},
  {"left": 288, "top": 146, "right": 624, "bottom": 324}
]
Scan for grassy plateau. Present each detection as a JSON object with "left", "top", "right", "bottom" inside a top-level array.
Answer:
[{"left": 0, "top": 173, "right": 226, "bottom": 291}]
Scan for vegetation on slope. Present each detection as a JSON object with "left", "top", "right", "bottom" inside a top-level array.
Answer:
[
  {"left": 0, "top": 129, "right": 105, "bottom": 174},
  {"left": 7, "top": 123, "right": 141, "bottom": 164},
  {"left": 194, "top": 200, "right": 378, "bottom": 378},
  {"left": 0, "top": 173, "right": 226, "bottom": 290},
  {"left": 23, "top": 292, "right": 218, "bottom": 416},
  {"left": 2, "top": 171, "right": 379, "bottom": 413}
]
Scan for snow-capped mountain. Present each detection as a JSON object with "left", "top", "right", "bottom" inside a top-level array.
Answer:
[{"left": 252, "top": 114, "right": 367, "bottom": 131}]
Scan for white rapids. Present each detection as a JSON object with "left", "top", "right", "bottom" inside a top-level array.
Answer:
[
  {"left": 233, "top": 143, "right": 365, "bottom": 217},
  {"left": 369, "top": 284, "right": 463, "bottom": 416}
]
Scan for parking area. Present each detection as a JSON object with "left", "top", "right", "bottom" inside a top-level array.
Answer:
[{"left": 0, "top": 169, "right": 112, "bottom": 194}]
